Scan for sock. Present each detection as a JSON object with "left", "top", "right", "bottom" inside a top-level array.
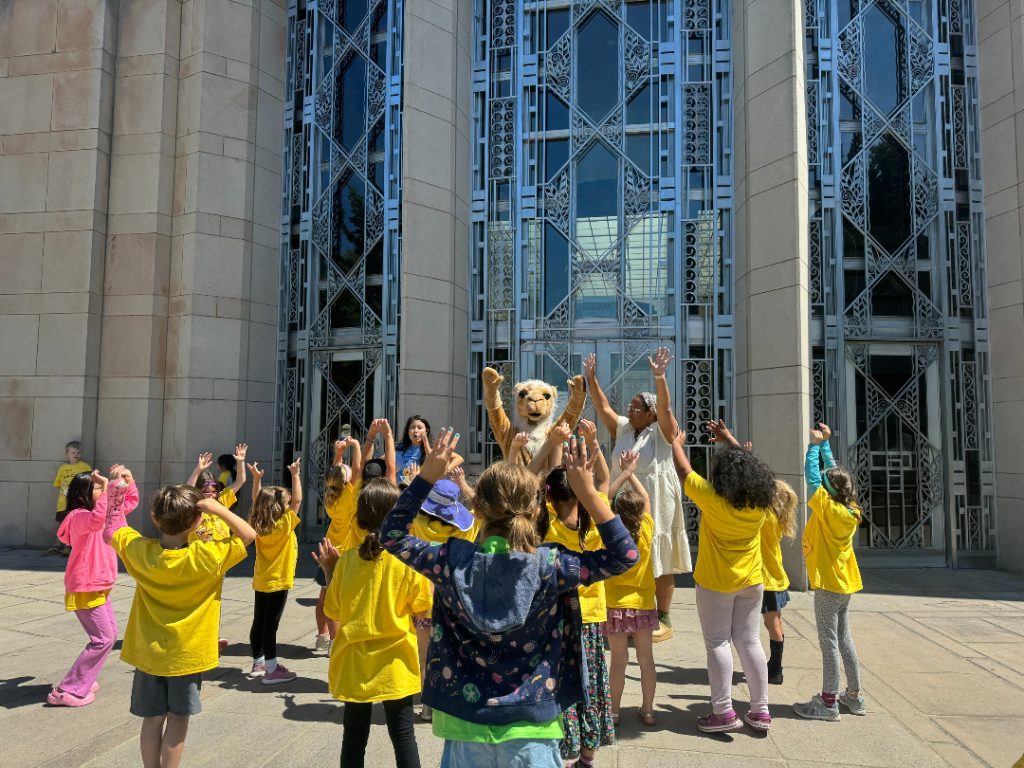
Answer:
[
  {"left": 820, "top": 691, "right": 837, "bottom": 707},
  {"left": 253, "top": 656, "right": 265, "bottom": 665},
  {"left": 265, "top": 658, "right": 278, "bottom": 673},
  {"left": 767, "top": 638, "right": 784, "bottom": 675}
]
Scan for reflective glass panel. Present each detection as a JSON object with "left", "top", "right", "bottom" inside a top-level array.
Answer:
[
  {"left": 576, "top": 11, "right": 619, "bottom": 123},
  {"left": 867, "top": 133, "right": 912, "bottom": 252},
  {"left": 336, "top": 54, "right": 366, "bottom": 150},
  {"left": 544, "top": 223, "right": 569, "bottom": 314},
  {"left": 862, "top": 3, "right": 907, "bottom": 116}
]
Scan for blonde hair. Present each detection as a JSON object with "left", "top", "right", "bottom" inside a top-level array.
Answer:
[
  {"left": 770, "top": 480, "right": 798, "bottom": 539},
  {"left": 324, "top": 464, "right": 349, "bottom": 507},
  {"left": 250, "top": 487, "right": 291, "bottom": 535},
  {"left": 473, "top": 462, "right": 541, "bottom": 553}
]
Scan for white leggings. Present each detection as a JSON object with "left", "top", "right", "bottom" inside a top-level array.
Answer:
[{"left": 695, "top": 583, "right": 769, "bottom": 715}]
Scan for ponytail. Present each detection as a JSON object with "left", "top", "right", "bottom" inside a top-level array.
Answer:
[{"left": 359, "top": 530, "right": 384, "bottom": 561}]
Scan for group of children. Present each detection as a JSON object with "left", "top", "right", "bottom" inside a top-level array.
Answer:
[{"left": 46, "top": 397, "right": 866, "bottom": 768}]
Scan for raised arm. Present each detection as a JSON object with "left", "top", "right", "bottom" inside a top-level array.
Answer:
[
  {"left": 361, "top": 420, "right": 381, "bottom": 464},
  {"left": 649, "top": 347, "right": 679, "bottom": 443},
  {"left": 806, "top": 426, "right": 825, "bottom": 493},
  {"left": 187, "top": 451, "right": 213, "bottom": 486},
  {"left": 528, "top": 421, "right": 571, "bottom": 474},
  {"left": 345, "top": 437, "right": 363, "bottom": 481},
  {"left": 578, "top": 419, "right": 609, "bottom": 495},
  {"left": 705, "top": 419, "right": 744, "bottom": 449},
  {"left": 508, "top": 432, "right": 530, "bottom": 467},
  {"left": 380, "top": 419, "right": 397, "bottom": 485},
  {"left": 228, "top": 444, "right": 248, "bottom": 494},
  {"left": 609, "top": 450, "right": 639, "bottom": 498},
  {"left": 288, "top": 457, "right": 303, "bottom": 513},
  {"left": 447, "top": 466, "right": 475, "bottom": 506},
  {"left": 247, "top": 461, "right": 264, "bottom": 502},
  {"left": 671, "top": 430, "right": 692, "bottom": 483},
  {"left": 819, "top": 423, "right": 836, "bottom": 469},
  {"left": 198, "top": 497, "right": 257, "bottom": 546},
  {"left": 583, "top": 353, "right": 620, "bottom": 437}
]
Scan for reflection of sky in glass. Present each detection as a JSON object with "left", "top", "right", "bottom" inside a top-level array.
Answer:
[
  {"left": 862, "top": 4, "right": 906, "bottom": 116},
  {"left": 625, "top": 214, "right": 669, "bottom": 315},
  {"left": 576, "top": 11, "right": 619, "bottom": 122}
]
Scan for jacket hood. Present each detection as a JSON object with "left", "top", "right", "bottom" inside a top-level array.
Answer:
[{"left": 450, "top": 550, "right": 541, "bottom": 634}]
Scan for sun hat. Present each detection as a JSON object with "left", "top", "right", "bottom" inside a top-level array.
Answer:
[{"left": 420, "top": 479, "right": 474, "bottom": 532}]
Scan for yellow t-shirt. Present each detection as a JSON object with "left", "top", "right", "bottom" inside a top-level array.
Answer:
[
  {"left": 804, "top": 486, "right": 863, "bottom": 594},
  {"left": 218, "top": 470, "right": 232, "bottom": 487},
  {"left": 323, "top": 547, "right": 430, "bottom": 702},
  {"left": 112, "top": 526, "right": 248, "bottom": 676},
  {"left": 543, "top": 500, "right": 608, "bottom": 624},
  {"left": 325, "top": 481, "right": 363, "bottom": 550},
  {"left": 254, "top": 509, "right": 301, "bottom": 592},
  {"left": 53, "top": 461, "right": 92, "bottom": 513},
  {"left": 189, "top": 488, "right": 236, "bottom": 543},
  {"left": 760, "top": 513, "right": 790, "bottom": 592},
  {"left": 685, "top": 472, "right": 767, "bottom": 593},
  {"left": 65, "top": 590, "right": 109, "bottom": 612},
  {"left": 408, "top": 513, "right": 479, "bottom": 616},
  {"left": 604, "top": 514, "right": 655, "bottom": 611}
]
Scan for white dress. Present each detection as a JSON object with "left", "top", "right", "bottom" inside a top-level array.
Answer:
[{"left": 611, "top": 416, "right": 693, "bottom": 577}]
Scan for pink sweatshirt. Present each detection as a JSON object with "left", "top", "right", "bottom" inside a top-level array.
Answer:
[{"left": 59, "top": 482, "right": 139, "bottom": 594}]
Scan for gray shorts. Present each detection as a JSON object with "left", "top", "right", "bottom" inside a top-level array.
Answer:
[{"left": 130, "top": 670, "right": 203, "bottom": 717}]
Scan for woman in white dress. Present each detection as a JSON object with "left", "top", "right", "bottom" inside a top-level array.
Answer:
[{"left": 584, "top": 347, "right": 691, "bottom": 642}]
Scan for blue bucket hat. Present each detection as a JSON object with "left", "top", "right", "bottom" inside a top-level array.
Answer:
[{"left": 421, "top": 479, "right": 474, "bottom": 532}]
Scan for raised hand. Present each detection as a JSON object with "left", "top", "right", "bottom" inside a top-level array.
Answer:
[
  {"left": 819, "top": 423, "right": 832, "bottom": 440},
  {"left": 809, "top": 427, "right": 825, "bottom": 445},
  {"left": 618, "top": 449, "right": 639, "bottom": 474},
  {"left": 445, "top": 466, "right": 465, "bottom": 482},
  {"left": 371, "top": 417, "right": 391, "bottom": 436},
  {"left": 548, "top": 421, "right": 572, "bottom": 443},
  {"left": 247, "top": 462, "right": 265, "bottom": 481},
  {"left": 582, "top": 353, "right": 597, "bottom": 380},
  {"left": 511, "top": 431, "right": 530, "bottom": 450},
  {"left": 563, "top": 436, "right": 597, "bottom": 496},
  {"left": 234, "top": 443, "right": 248, "bottom": 463},
  {"left": 648, "top": 346, "right": 673, "bottom": 377},
  {"left": 90, "top": 469, "right": 109, "bottom": 492},
  {"left": 288, "top": 457, "right": 302, "bottom": 477},
  {"left": 420, "top": 428, "right": 461, "bottom": 484},
  {"left": 672, "top": 429, "right": 688, "bottom": 450},
  {"left": 311, "top": 537, "right": 340, "bottom": 573},
  {"left": 197, "top": 451, "right": 213, "bottom": 471},
  {"left": 577, "top": 418, "right": 599, "bottom": 447},
  {"left": 482, "top": 367, "right": 504, "bottom": 388},
  {"left": 705, "top": 418, "right": 733, "bottom": 444}
]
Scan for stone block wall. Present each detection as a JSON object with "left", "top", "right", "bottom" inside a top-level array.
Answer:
[{"left": 0, "top": 0, "right": 285, "bottom": 544}]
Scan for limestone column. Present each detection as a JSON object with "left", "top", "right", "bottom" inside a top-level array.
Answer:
[
  {"left": 978, "top": 1, "right": 1024, "bottom": 573},
  {"left": 398, "top": 0, "right": 472, "bottom": 433},
  {"left": 731, "top": 0, "right": 812, "bottom": 586}
]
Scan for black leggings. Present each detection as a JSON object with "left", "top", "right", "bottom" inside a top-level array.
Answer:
[
  {"left": 340, "top": 696, "right": 419, "bottom": 768},
  {"left": 250, "top": 589, "right": 288, "bottom": 660}
]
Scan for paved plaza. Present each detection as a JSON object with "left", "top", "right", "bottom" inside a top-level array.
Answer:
[{"left": 1, "top": 548, "right": 1022, "bottom": 768}]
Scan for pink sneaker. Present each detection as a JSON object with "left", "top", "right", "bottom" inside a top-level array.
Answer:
[
  {"left": 744, "top": 710, "right": 772, "bottom": 731},
  {"left": 697, "top": 709, "right": 741, "bottom": 733},
  {"left": 249, "top": 662, "right": 267, "bottom": 677},
  {"left": 47, "top": 688, "right": 95, "bottom": 707},
  {"left": 261, "top": 665, "right": 297, "bottom": 685}
]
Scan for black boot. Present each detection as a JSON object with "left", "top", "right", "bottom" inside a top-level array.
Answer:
[{"left": 767, "top": 638, "right": 784, "bottom": 684}]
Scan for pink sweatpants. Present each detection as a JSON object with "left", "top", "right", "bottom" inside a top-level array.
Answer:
[{"left": 59, "top": 597, "right": 118, "bottom": 698}]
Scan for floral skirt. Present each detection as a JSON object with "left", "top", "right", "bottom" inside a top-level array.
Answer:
[
  {"left": 560, "top": 622, "right": 615, "bottom": 759},
  {"left": 605, "top": 607, "right": 660, "bottom": 635}
]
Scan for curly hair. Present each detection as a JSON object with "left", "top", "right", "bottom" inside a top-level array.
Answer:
[
  {"left": 771, "top": 480, "right": 798, "bottom": 539},
  {"left": 709, "top": 447, "right": 777, "bottom": 510}
]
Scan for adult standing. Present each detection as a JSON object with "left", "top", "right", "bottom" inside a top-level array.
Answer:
[{"left": 584, "top": 348, "right": 691, "bottom": 642}]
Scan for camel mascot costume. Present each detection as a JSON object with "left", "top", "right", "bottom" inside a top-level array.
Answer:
[{"left": 481, "top": 367, "right": 587, "bottom": 472}]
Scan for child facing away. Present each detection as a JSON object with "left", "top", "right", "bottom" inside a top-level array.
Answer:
[
  {"left": 106, "top": 484, "right": 256, "bottom": 768},
  {"left": 49, "top": 465, "right": 139, "bottom": 707},
  {"left": 380, "top": 430, "right": 638, "bottom": 768},
  {"left": 673, "top": 425, "right": 776, "bottom": 734},
  {"left": 315, "top": 437, "right": 363, "bottom": 651},
  {"left": 187, "top": 444, "right": 249, "bottom": 520},
  {"left": 313, "top": 480, "right": 431, "bottom": 768},
  {"left": 794, "top": 423, "right": 866, "bottom": 722},
  {"left": 48, "top": 440, "right": 92, "bottom": 555},
  {"left": 248, "top": 458, "right": 303, "bottom": 684},
  {"left": 541, "top": 419, "right": 616, "bottom": 768},
  {"left": 605, "top": 449, "right": 658, "bottom": 726}
]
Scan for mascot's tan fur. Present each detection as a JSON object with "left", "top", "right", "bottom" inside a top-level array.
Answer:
[{"left": 482, "top": 367, "right": 587, "bottom": 471}]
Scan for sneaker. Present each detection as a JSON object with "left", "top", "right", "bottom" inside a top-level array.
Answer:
[
  {"left": 249, "top": 662, "right": 266, "bottom": 677},
  {"left": 652, "top": 621, "right": 674, "bottom": 644},
  {"left": 743, "top": 710, "right": 772, "bottom": 731},
  {"left": 261, "top": 665, "right": 297, "bottom": 685},
  {"left": 314, "top": 634, "right": 331, "bottom": 654},
  {"left": 419, "top": 704, "right": 432, "bottom": 721},
  {"left": 793, "top": 694, "right": 840, "bottom": 722},
  {"left": 47, "top": 688, "right": 95, "bottom": 707},
  {"left": 218, "top": 638, "right": 229, "bottom": 651},
  {"left": 838, "top": 691, "right": 866, "bottom": 715},
  {"left": 768, "top": 671, "right": 784, "bottom": 685},
  {"left": 697, "top": 709, "right": 742, "bottom": 733}
]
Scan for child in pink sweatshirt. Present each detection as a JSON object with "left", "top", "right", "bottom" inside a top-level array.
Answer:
[{"left": 48, "top": 464, "right": 139, "bottom": 707}]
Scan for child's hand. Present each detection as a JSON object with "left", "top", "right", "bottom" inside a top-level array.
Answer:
[
  {"left": 247, "top": 462, "right": 265, "bottom": 481},
  {"left": 288, "top": 457, "right": 302, "bottom": 477},
  {"left": 233, "top": 443, "right": 248, "bottom": 463},
  {"left": 618, "top": 450, "right": 639, "bottom": 473},
  {"left": 404, "top": 461, "right": 421, "bottom": 481},
  {"left": 548, "top": 421, "right": 572, "bottom": 443},
  {"left": 672, "top": 429, "right": 688, "bottom": 450},
  {"left": 197, "top": 451, "right": 213, "bottom": 471},
  {"left": 311, "top": 537, "right": 340, "bottom": 572},
  {"left": 819, "top": 423, "right": 832, "bottom": 440},
  {"left": 511, "top": 431, "right": 530, "bottom": 450},
  {"left": 445, "top": 466, "right": 464, "bottom": 481},
  {"left": 420, "top": 428, "right": 461, "bottom": 484},
  {"left": 90, "top": 469, "right": 109, "bottom": 491},
  {"left": 197, "top": 497, "right": 220, "bottom": 514},
  {"left": 809, "top": 427, "right": 825, "bottom": 444},
  {"left": 582, "top": 353, "right": 597, "bottom": 380},
  {"left": 577, "top": 418, "right": 599, "bottom": 447},
  {"left": 742, "top": 441, "right": 753, "bottom": 452},
  {"left": 564, "top": 437, "right": 597, "bottom": 496},
  {"left": 121, "top": 467, "right": 134, "bottom": 486},
  {"left": 705, "top": 418, "right": 732, "bottom": 444},
  {"left": 648, "top": 346, "right": 673, "bottom": 377}
]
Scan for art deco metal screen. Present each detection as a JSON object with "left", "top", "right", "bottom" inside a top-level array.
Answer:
[
  {"left": 469, "top": 0, "right": 734, "bottom": 546},
  {"left": 805, "top": 0, "right": 995, "bottom": 563},
  {"left": 278, "top": 0, "right": 403, "bottom": 519}
]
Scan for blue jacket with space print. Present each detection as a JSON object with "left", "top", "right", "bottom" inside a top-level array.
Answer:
[{"left": 380, "top": 476, "right": 638, "bottom": 725}]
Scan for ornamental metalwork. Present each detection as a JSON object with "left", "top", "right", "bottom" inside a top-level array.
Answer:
[
  {"left": 805, "top": 0, "right": 995, "bottom": 562},
  {"left": 469, "top": 0, "right": 734, "bottom": 548},
  {"left": 277, "top": 0, "right": 403, "bottom": 525}
]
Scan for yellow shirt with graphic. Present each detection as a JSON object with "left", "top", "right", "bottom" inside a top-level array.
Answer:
[
  {"left": 325, "top": 481, "right": 363, "bottom": 550},
  {"left": 543, "top": 497, "right": 609, "bottom": 624},
  {"left": 760, "top": 512, "right": 790, "bottom": 592},
  {"left": 324, "top": 547, "right": 430, "bottom": 702},
  {"left": 189, "top": 488, "right": 237, "bottom": 543},
  {"left": 604, "top": 514, "right": 655, "bottom": 611},
  {"left": 254, "top": 509, "right": 301, "bottom": 592},
  {"left": 53, "top": 461, "right": 92, "bottom": 513},
  {"left": 112, "top": 526, "right": 248, "bottom": 676},
  {"left": 685, "top": 472, "right": 767, "bottom": 593},
  {"left": 803, "top": 486, "right": 862, "bottom": 594}
]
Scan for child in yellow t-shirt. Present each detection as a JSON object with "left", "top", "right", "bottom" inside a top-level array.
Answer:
[
  {"left": 247, "top": 458, "right": 302, "bottom": 684},
  {"left": 794, "top": 423, "right": 865, "bottom": 723},
  {"left": 674, "top": 422, "right": 776, "bottom": 734},
  {"left": 48, "top": 440, "right": 92, "bottom": 555},
  {"left": 313, "top": 479, "right": 429, "bottom": 767},
  {"left": 605, "top": 449, "right": 658, "bottom": 726},
  {"left": 314, "top": 436, "right": 363, "bottom": 652},
  {"left": 107, "top": 484, "right": 255, "bottom": 768}
]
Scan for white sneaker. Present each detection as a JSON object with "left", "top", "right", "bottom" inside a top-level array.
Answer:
[{"left": 314, "top": 634, "right": 331, "bottom": 654}]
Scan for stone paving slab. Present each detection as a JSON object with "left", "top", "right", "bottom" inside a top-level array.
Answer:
[{"left": 2, "top": 548, "right": 1023, "bottom": 768}]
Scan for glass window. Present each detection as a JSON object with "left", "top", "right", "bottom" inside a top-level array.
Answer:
[
  {"left": 576, "top": 141, "right": 619, "bottom": 219},
  {"left": 625, "top": 0, "right": 651, "bottom": 39},
  {"left": 625, "top": 213, "right": 669, "bottom": 315},
  {"left": 546, "top": 92, "right": 570, "bottom": 131},
  {"left": 867, "top": 133, "right": 912, "bottom": 253},
  {"left": 862, "top": 3, "right": 907, "bottom": 116},
  {"left": 342, "top": 0, "right": 368, "bottom": 35},
  {"left": 625, "top": 132, "right": 652, "bottom": 170},
  {"left": 576, "top": 11, "right": 619, "bottom": 123},
  {"left": 544, "top": 224, "right": 570, "bottom": 315},
  {"left": 545, "top": 138, "right": 569, "bottom": 180},
  {"left": 336, "top": 54, "right": 366, "bottom": 151},
  {"left": 871, "top": 273, "right": 914, "bottom": 317},
  {"left": 546, "top": 8, "right": 570, "bottom": 49},
  {"left": 333, "top": 175, "right": 366, "bottom": 274},
  {"left": 626, "top": 83, "right": 652, "bottom": 125}
]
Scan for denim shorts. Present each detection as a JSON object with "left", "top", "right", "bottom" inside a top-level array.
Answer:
[
  {"left": 130, "top": 670, "right": 203, "bottom": 717},
  {"left": 762, "top": 589, "right": 790, "bottom": 614},
  {"left": 440, "top": 738, "right": 562, "bottom": 768}
]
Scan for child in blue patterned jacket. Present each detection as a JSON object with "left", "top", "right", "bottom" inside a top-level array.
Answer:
[{"left": 380, "top": 430, "right": 638, "bottom": 768}]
